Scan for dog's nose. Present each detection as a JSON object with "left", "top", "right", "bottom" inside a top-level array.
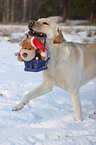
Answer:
[
  {"left": 22, "top": 53, "right": 28, "bottom": 58},
  {"left": 28, "top": 20, "right": 35, "bottom": 29}
]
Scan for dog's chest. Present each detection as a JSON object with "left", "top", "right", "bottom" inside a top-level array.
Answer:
[{"left": 46, "top": 61, "right": 69, "bottom": 90}]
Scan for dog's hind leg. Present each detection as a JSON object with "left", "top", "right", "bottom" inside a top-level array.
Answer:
[
  {"left": 70, "top": 89, "right": 82, "bottom": 121},
  {"left": 12, "top": 81, "right": 53, "bottom": 111}
]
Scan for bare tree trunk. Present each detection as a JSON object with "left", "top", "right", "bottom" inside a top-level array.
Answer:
[
  {"left": 2, "top": 0, "right": 6, "bottom": 23},
  {"left": 62, "top": 0, "right": 68, "bottom": 22},
  {"left": 29, "top": 0, "right": 32, "bottom": 20},
  {"left": 11, "top": 0, "right": 15, "bottom": 22},
  {"left": 90, "top": 0, "right": 95, "bottom": 22},
  {"left": 6, "top": 0, "right": 9, "bottom": 23},
  {"left": 23, "top": 0, "right": 27, "bottom": 22},
  {"left": 2, "top": 12, "right": 6, "bottom": 23}
]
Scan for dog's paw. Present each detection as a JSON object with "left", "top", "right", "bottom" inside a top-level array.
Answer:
[
  {"left": 74, "top": 114, "right": 83, "bottom": 121},
  {"left": 12, "top": 103, "right": 25, "bottom": 111}
]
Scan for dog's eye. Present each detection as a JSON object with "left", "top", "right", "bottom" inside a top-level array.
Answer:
[
  {"left": 43, "top": 22, "right": 49, "bottom": 25},
  {"left": 29, "top": 48, "right": 32, "bottom": 50},
  {"left": 25, "top": 48, "right": 27, "bottom": 49}
]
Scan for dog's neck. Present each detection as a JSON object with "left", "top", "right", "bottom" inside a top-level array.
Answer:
[
  {"left": 38, "top": 36, "right": 69, "bottom": 59},
  {"left": 46, "top": 38, "right": 71, "bottom": 60},
  {"left": 46, "top": 38, "right": 59, "bottom": 57}
]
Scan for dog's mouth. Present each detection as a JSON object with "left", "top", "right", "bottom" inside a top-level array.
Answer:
[{"left": 28, "top": 29, "right": 47, "bottom": 38}]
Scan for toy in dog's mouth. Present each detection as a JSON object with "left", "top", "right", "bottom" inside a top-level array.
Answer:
[{"left": 28, "top": 29, "right": 47, "bottom": 38}]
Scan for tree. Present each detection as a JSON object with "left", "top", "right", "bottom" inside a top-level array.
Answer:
[
  {"left": 29, "top": 0, "right": 32, "bottom": 20},
  {"left": 62, "top": 0, "right": 68, "bottom": 22},
  {"left": 90, "top": 0, "right": 95, "bottom": 22},
  {"left": 0, "top": 0, "right": 95, "bottom": 23},
  {"left": 23, "top": 0, "right": 27, "bottom": 22},
  {"left": 11, "top": 0, "right": 15, "bottom": 22},
  {"left": 37, "top": 0, "right": 63, "bottom": 18},
  {"left": 6, "top": 0, "right": 9, "bottom": 23},
  {"left": 2, "top": 0, "right": 6, "bottom": 23}
]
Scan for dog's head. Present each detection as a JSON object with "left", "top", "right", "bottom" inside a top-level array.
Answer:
[{"left": 28, "top": 18, "right": 65, "bottom": 44}]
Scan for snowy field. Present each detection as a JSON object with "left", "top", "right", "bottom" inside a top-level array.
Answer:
[{"left": 0, "top": 23, "right": 96, "bottom": 145}]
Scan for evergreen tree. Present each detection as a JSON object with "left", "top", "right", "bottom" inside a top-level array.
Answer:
[{"left": 37, "top": 0, "right": 63, "bottom": 18}]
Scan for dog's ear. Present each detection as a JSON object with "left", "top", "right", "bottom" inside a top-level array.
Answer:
[
  {"left": 53, "top": 27, "right": 65, "bottom": 44},
  {"left": 19, "top": 39, "right": 26, "bottom": 46}
]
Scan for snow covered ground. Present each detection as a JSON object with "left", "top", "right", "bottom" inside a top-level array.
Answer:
[{"left": 0, "top": 24, "right": 96, "bottom": 145}]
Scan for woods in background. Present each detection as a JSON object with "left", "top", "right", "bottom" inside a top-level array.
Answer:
[{"left": 0, "top": 0, "right": 96, "bottom": 23}]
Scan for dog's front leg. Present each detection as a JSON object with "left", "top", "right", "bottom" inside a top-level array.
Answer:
[
  {"left": 70, "top": 89, "right": 82, "bottom": 121},
  {"left": 12, "top": 81, "right": 53, "bottom": 111}
]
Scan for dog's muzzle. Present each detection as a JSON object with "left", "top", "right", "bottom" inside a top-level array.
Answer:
[
  {"left": 28, "top": 20, "right": 47, "bottom": 38},
  {"left": 28, "top": 20, "right": 35, "bottom": 30}
]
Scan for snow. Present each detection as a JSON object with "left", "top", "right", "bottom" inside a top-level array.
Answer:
[{"left": 0, "top": 24, "right": 96, "bottom": 145}]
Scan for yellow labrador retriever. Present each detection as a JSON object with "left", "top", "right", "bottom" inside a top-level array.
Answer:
[{"left": 12, "top": 18, "right": 96, "bottom": 121}]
